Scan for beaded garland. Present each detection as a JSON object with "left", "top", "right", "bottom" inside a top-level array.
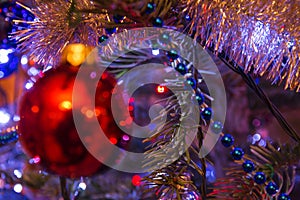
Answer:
[
  {"left": 0, "top": 125, "right": 18, "bottom": 145},
  {"left": 217, "top": 123, "right": 291, "bottom": 199}
]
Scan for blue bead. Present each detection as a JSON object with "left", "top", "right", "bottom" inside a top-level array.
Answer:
[
  {"left": 146, "top": 3, "right": 155, "bottom": 14},
  {"left": 201, "top": 107, "right": 212, "bottom": 120},
  {"left": 167, "top": 49, "right": 178, "bottom": 60},
  {"left": 195, "top": 92, "right": 205, "bottom": 105},
  {"left": 113, "top": 15, "right": 124, "bottom": 23},
  {"left": 98, "top": 35, "right": 108, "bottom": 44},
  {"left": 231, "top": 147, "right": 244, "bottom": 160},
  {"left": 105, "top": 27, "right": 116, "bottom": 35},
  {"left": 242, "top": 160, "right": 255, "bottom": 173},
  {"left": 175, "top": 63, "right": 187, "bottom": 75},
  {"left": 187, "top": 78, "right": 196, "bottom": 89},
  {"left": 0, "top": 129, "right": 18, "bottom": 145},
  {"left": 254, "top": 172, "right": 266, "bottom": 184},
  {"left": 277, "top": 193, "right": 291, "bottom": 200},
  {"left": 211, "top": 121, "right": 223, "bottom": 134},
  {"left": 265, "top": 182, "right": 278, "bottom": 196},
  {"left": 153, "top": 17, "right": 163, "bottom": 27},
  {"left": 159, "top": 33, "right": 170, "bottom": 45},
  {"left": 185, "top": 15, "right": 191, "bottom": 22},
  {"left": 221, "top": 134, "right": 234, "bottom": 147}
]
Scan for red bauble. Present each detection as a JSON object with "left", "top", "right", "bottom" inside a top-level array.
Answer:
[{"left": 18, "top": 65, "right": 127, "bottom": 178}]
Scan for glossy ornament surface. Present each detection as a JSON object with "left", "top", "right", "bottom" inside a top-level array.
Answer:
[{"left": 18, "top": 65, "right": 127, "bottom": 178}]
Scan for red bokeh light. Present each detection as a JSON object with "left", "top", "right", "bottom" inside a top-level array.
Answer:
[
  {"left": 132, "top": 175, "right": 141, "bottom": 186},
  {"left": 109, "top": 137, "right": 118, "bottom": 145}
]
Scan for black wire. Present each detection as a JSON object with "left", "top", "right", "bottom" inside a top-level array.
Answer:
[{"left": 217, "top": 54, "right": 300, "bottom": 143}]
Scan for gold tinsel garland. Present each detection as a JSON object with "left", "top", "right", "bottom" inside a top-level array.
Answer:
[
  {"left": 13, "top": 0, "right": 104, "bottom": 66},
  {"left": 12, "top": 0, "right": 299, "bottom": 89},
  {"left": 186, "top": 0, "right": 300, "bottom": 91}
]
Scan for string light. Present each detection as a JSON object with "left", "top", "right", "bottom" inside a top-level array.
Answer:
[
  {"left": 0, "top": 110, "right": 10, "bottom": 124},
  {"left": 156, "top": 85, "right": 167, "bottom": 94},
  {"left": 13, "top": 184, "right": 23, "bottom": 193},
  {"left": 25, "top": 81, "right": 34, "bottom": 90},
  {"left": 13, "top": 169, "right": 22, "bottom": 178},
  {"left": 0, "top": 49, "right": 13, "bottom": 64},
  {"left": 20, "top": 55, "right": 28, "bottom": 65},
  {"left": 78, "top": 182, "right": 87, "bottom": 191},
  {"left": 29, "top": 155, "right": 41, "bottom": 164},
  {"left": 152, "top": 49, "right": 160, "bottom": 56}
]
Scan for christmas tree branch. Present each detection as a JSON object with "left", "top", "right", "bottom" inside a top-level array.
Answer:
[
  {"left": 60, "top": 177, "right": 70, "bottom": 200},
  {"left": 208, "top": 142, "right": 300, "bottom": 199}
]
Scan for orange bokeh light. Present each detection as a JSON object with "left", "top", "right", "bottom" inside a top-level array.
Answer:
[
  {"left": 156, "top": 85, "right": 167, "bottom": 94},
  {"left": 31, "top": 105, "right": 39, "bottom": 113},
  {"left": 59, "top": 101, "right": 72, "bottom": 111}
]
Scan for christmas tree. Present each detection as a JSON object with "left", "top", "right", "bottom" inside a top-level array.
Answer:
[{"left": 0, "top": 0, "right": 299, "bottom": 199}]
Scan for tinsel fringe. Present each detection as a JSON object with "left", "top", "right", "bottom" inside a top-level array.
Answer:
[{"left": 12, "top": 0, "right": 300, "bottom": 90}]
